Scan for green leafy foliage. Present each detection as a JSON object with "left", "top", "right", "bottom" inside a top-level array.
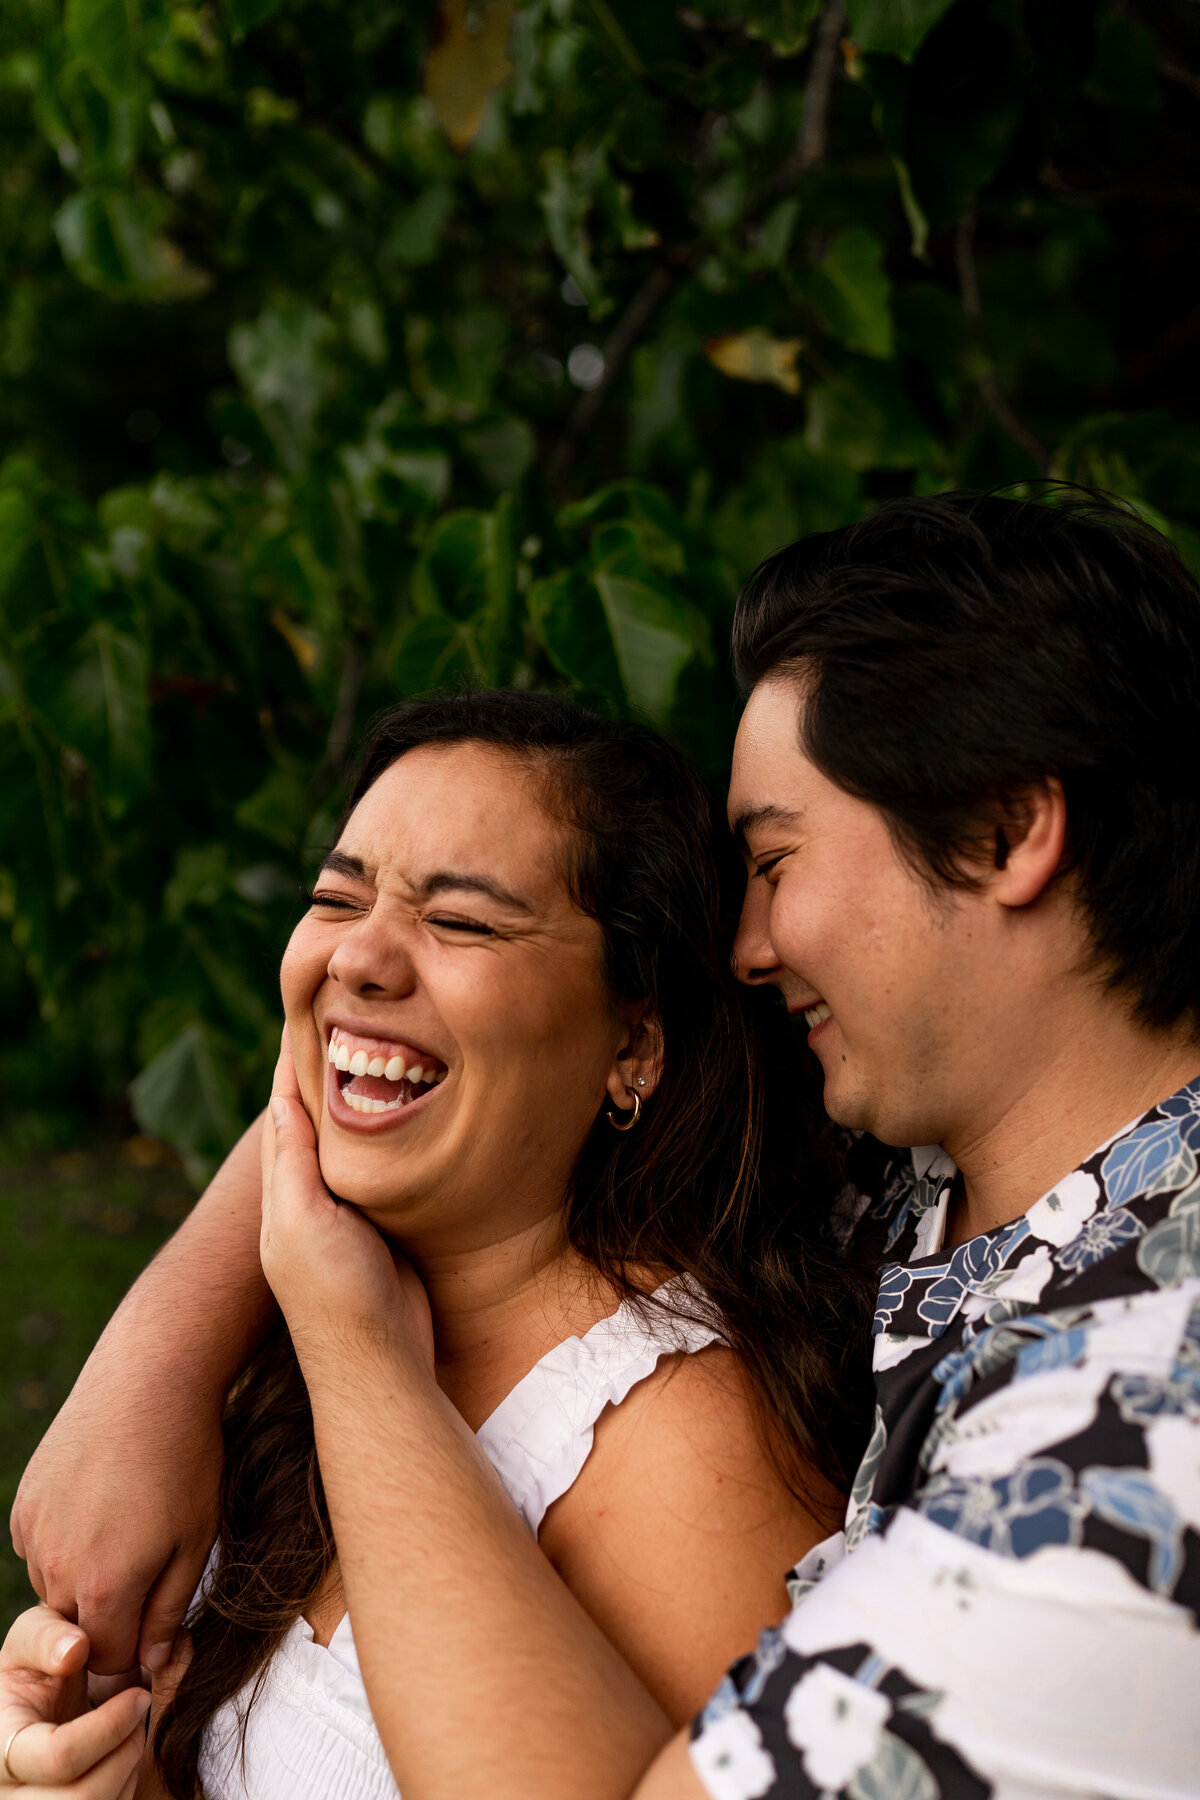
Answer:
[{"left": 1, "top": 0, "right": 1197, "bottom": 1170}]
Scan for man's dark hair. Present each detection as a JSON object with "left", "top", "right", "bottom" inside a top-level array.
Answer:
[{"left": 732, "top": 487, "right": 1200, "bottom": 1031}]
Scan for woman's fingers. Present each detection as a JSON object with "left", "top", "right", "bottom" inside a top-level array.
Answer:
[
  {"left": 58, "top": 1712, "right": 147, "bottom": 1800},
  {"left": 271, "top": 1024, "right": 303, "bottom": 1105},
  {"left": 0, "top": 1608, "right": 88, "bottom": 1681},
  {"left": 1, "top": 1689, "right": 149, "bottom": 1788}
]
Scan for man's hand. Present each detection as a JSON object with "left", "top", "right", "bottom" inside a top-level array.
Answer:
[
  {"left": 11, "top": 1364, "right": 222, "bottom": 1679},
  {"left": 0, "top": 1607, "right": 149, "bottom": 1796},
  {"left": 260, "top": 1030, "right": 434, "bottom": 1373}
]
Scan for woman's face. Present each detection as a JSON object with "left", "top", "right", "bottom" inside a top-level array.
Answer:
[{"left": 280, "top": 742, "right": 644, "bottom": 1252}]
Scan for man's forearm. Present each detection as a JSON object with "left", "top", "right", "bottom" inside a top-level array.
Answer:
[
  {"left": 11, "top": 1113, "right": 279, "bottom": 1673},
  {"left": 95, "top": 1112, "right": 276, "bottom": 1395},
  {"left": 304, "top": 1337, "right": 674, "bottom": 1800}
]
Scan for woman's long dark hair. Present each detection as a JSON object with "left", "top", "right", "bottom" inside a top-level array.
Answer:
[{"left": 154, "top": 688, "right": 874, "bottom": 1797}]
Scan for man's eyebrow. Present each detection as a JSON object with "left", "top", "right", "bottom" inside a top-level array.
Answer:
[
  {"left": 729, "top": 804, "right": 806, "bottom": 854},
  {"left": 421, "top": 871, "right": 534, "bottom": 913},
  {"left": 317, "top": 849, "right": 374, "bottom": 882}
]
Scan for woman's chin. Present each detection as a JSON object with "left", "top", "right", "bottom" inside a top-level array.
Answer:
[{"left": 314, "top": 1136, "right": 416, "bottom": 1220}]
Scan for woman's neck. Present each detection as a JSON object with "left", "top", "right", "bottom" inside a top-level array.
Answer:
[{"left": 406, "top": 1214, "right": 613, "bottom": 1431}]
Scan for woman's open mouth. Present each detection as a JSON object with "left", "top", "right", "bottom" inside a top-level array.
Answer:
[{"left": 325, "top": 1025, "right": 448, "bottom": 1127}]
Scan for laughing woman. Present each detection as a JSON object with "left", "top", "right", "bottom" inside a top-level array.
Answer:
[{"left": 6, "top": 689, "right": 867, "bottom": 1800}]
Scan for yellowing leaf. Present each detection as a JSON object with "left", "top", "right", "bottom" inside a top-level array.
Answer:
[
  {"left": 269, "top": 607, "right": 320, "bottom": 670},
  {"left": 425, "top": 0, "right": 513, "bottom": 155},
  {"left": 705, "top": 329, "right": 803, "bottom": 396}
]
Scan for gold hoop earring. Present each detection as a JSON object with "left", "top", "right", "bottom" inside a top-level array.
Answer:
[{"left": 607, "top": 1089, "right": 641, "bottom": 1132}]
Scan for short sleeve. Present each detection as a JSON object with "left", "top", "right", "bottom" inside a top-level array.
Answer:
[{"left": 689, "top": 1281, "right": 1200, "bottom": 1800}]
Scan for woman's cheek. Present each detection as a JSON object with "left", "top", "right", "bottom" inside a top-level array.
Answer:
[{"left": 278, "top": 931, "right": 330, "bottom": 1119}]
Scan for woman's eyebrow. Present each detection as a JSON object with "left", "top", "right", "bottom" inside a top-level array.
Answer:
[
  {"left": 421, "top": 870, "right": 534, "bottom": 913},
  {"left": 318, "top": 850, "right": 374, "bottom": 882}
]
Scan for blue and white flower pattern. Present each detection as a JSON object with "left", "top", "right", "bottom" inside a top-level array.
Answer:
[{"left": 691, "top": 1076, "right": 1200, "bottom": 1800}]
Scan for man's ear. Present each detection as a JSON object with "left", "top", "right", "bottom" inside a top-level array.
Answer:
[
  {"left": 990, "top": 778, "right": 1068, "bottom": 909},
  {"left": 605, "top": 1005, "right": 665, "bottom": 1111}
]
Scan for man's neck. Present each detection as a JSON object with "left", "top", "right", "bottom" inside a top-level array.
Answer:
[{"left": 942, "top": 1009, "right": 1200, "bottom": 1245}]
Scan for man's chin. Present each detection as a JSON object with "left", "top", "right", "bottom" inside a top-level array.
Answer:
[
  {"left": 816, "top": 1064, "right": 897, "bottom": 1141},
  {"left": 817, "top": 1065, "right": 871, "bottom": 1133},
  {"left": 820, "top": 1076, "right": 943, "bottom": 1151}
]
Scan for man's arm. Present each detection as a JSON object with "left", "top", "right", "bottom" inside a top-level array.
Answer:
[
  {"left": 681, "top": 1278, "right": 1200, "bottom": 1800},
  {"left": 10, "top": 1114, "right": 275, "bottom": 1676}
]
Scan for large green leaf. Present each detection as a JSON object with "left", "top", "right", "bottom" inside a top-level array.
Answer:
[
  {"left": 32, "top": 622, "right": 150, "bottom": 812},
  {"left": 528, "top": 569, "right": 624, "bottom": 697},
  {"left": 860, "top": 22, "right": 1023, "bottom": 241},
  {"left": 592, "top": 572, "right": 697, "bottom": 722},
  {"left": 54, "top": 191, "right": 158, "bottom": 293},
  {"left": 64, "top": 0, "right": 142, "bottom": 96},
  {"left": 743, "top": 0, "right": 822, "bottom": 56},
  {"left": 391, "top": 614, "right": 482, "bottom": 693},
  {"left": 810, "top": 228, "right": 894, "bottom": 359},
  {"left": 129, "top": 1021, "right": 244, "bottom": 1186},
  {"left": 804, "top": 364, "right": 938, "bottom": 471},
  {"left": 222, "top": 0, "right": 288, "bottom": 42},
  {"left": 540, "top": 147, "right": 607, "bottom": 315},
  {"left": 412, "top": 510, "right": 492, "bottom": 620},
  {"left": 227, "top": 303, "right": 333, "bottom": 470},
  {"left": 846, "top": 0, "right": 956, "bottom": 62},
  {"left": 53, "top": 191, "right": 208, "bottom": 300}
]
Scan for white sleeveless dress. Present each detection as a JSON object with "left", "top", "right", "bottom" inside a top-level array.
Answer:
[{"left": 198, "top": 1287, "right": 720, "bottom": 1800}]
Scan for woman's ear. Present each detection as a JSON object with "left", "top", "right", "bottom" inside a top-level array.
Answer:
[
  {"left": 605, "top": 1006, "right": 664, "bottom": 1112},
  {"left": 991, "top": 778, "right": 1069, "bottom": 909}
]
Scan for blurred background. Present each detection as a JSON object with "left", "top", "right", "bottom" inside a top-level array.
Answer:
[{"left": 2, "top": 0, "right": 1199, "bottom": 1626}]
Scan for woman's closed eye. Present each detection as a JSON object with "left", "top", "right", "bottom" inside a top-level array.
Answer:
[
  {"left": 752, "top": 854, "right": 785, "bottom": 881},
  {"left": 424, "top": 913, "right": 496, "bottom": 937},
  {"left": 303, "top": 886, "right": 362, "bottom": 913}
]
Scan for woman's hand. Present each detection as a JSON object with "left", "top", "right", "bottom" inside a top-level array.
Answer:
[
  {"left": 260, "top": 1031, "right": 434, "bottom": 1374},
  {"left": 0, "top": 1608, "right": 149, "bottom": 1797}
]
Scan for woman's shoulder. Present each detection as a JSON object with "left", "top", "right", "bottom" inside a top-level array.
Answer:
[
  {"left": 475, "top": 1277, "right": 723, "bottom": 1533},
  {"left": 547, "top": 1338, "right": 791, "bottom": 1533},
  {"left": 537, "top": 1340, "right": 831, "bottom": 1723}
]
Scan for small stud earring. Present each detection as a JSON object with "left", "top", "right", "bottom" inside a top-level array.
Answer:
[{"left": 636, "top": 1077, "right": 645, "bottom": 1086}]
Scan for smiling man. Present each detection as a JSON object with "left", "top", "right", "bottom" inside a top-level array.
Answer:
[
  {"left": 8, "top": 490, "right": 1200, "bottom": 1800},
  {"left": 669, "top": 490, "right": 1200, "bottom": 1799}
]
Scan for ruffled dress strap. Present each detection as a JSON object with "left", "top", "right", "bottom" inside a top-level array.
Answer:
[{"left": 477, "top": 1278, "right": 724, "bottom": 1534}]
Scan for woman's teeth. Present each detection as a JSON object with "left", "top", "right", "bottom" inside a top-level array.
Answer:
[
  {"left": 326, "top": 1038, "right": 446, "bottom": 1085},
  {"left": 804, "top": 1002, "right": 833, "bottom": 1029},
  {"left": 343, "top": 1089, "right": 412, "bottom": 1114}
]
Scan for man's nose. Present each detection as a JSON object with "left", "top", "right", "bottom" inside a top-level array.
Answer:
[
  {"left": 327, "top": 912, "right": 418, "bottom": 999},
  {"left": 731, "top": 882, "right": 780, "bottom": 987}
]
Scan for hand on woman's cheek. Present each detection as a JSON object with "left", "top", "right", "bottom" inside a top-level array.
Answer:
[{"left": 260, "top": 1033, "right": 435, "bottom": 1374}]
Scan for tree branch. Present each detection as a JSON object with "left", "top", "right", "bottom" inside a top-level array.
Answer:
[
  {"left": 1161, "top": 59, "right": 1200, "bottom": 103},
  {"left": 762, "top": 0, "right": 846, "bottom": 197},
  {"left": 954, "top": 211, "right": 1050, "bottom": 473},
  {"left": 798, "top": 0, "right": 847, "bottom": 174},
  {"left": 547, "top": 262, "right": 682, "bottom": 496},
  {"left": 308, "top": 626, "right": 367, "bottom": 805},
  {"left": 547, "top": 2, "right": 849, "bottom": 495}
]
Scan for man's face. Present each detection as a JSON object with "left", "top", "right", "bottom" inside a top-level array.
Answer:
[{"left": 729, "top": 679, "right": 1008, "bottom": 1150}]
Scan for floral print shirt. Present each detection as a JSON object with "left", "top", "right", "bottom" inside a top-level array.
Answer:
[{"left": 690, "top": 1079, "right": 1200, "bottom": 1800}]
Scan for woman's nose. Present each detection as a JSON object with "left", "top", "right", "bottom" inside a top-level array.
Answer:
[
  {"left": 326, "top": 914, "right": 418, "bottom": 999},
  {"left": 731, "top": 880, "right": 780, "bottom": 987}
]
